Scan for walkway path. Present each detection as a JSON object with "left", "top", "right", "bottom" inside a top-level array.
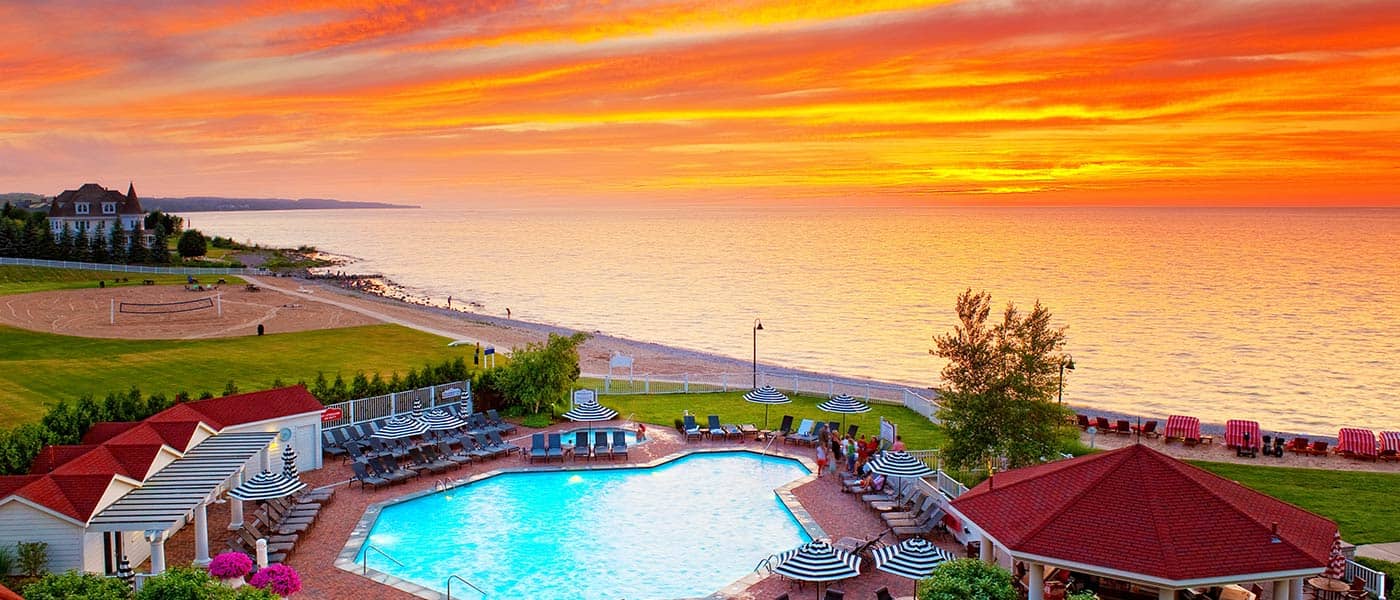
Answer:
[
  {"left": 246, "top": 275, "right": 485, "bottom": 345},
  {"left": 1357, "top": 541, "right": 1400, "bottom": 562}
]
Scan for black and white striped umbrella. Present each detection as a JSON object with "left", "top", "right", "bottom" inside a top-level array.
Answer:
[
  {"left": 229, "top": 470, "right": 306, "bottom": 501},
  {"left": 422, "top": 408, "right": 466, "bottom": 431},
  {"left": 744, "top": 385, "right": 790, "bottom": 428},
  {"left": 116, "top": 555, "right": 135, "bottom": 589},
  {"left": 562, "top": 399, "right": 618, "bottom": 422},
  {"left": 373, "top": 414, "right": 429, "bottom": 439},
  {"left": 867, "top": 451, "right": 935, "bottom": 478},
  {"left": 872, "top": 537, "right": 954, "bottom": 580},
  {"left": 411, "top": 398, "right": 424, "bottom": 419},
  {"left": 281, "top": 444, "right": 299, "bottom": 480},
  {"left": 818, "top": 394, "right": 870, "bottom": 430},
  {"left": 772, "top": 539, "right": 861, "bottom": 582}
]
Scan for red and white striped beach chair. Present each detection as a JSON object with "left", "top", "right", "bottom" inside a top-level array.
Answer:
[
  {"left": 1164, "top": 415, "right": 1200, "bottom": 443},
  {"left": 1379, "top": 431, "right": 1400, "bottom": 462},
  {"left": 1336, "top": 428, "right": 1378, "bottom": 460},
  {"left": 1225, "top": 420, "right": 1262, "bottom": 450}
]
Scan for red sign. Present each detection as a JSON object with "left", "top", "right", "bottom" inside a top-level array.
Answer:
[{"left": 321, "top": 407, "right": 344, "bottom": 422}]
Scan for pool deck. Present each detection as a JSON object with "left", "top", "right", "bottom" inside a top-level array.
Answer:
[{"left": 160, "top": 421, "right": 962, "bottom": 599}]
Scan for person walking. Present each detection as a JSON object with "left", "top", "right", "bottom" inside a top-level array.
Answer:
[
  {"left": 815, "top": 441, "right": 829, "bottom": 479},
  {"left": 843, "top": 435, "right": 858, "bottom": 472}
]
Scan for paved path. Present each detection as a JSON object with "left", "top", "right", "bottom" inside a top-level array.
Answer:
[
  {"left": 1356, "top": 541, "right": 1400, "bottom": 562},
  {"left": 246, "top": 275, "right": 485, "bottom": 346}
]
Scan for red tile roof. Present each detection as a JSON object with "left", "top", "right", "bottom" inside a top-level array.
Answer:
[
  {"left": 951, "top": 444, "right": 1335, "bottom": 583},
  {"left": 180, "top": 386, "right": 324, "bottom": 428},
  {"left": 107, "top": 421, "right": 205, "bottom": 453},
  {"left": 28, "top": 445, "right": 97, "bottom": 474},
  {"left": 81, "top": 421, "right": 141, "bottom": 445},
  {"left": 0, "top": 581, "right": 22, "bottom": 600},
  {"left": 0, "top": 475, "right": 42, "bottom": 498},
  {"left": 6, "top": 473, "right": 120, "bottom": 523},
  {"left": 48, "top": 183, "right": 144, "bottom": 219}
]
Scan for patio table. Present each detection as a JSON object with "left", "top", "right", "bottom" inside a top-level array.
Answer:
[{"left": 1307, "top": 576, "right": 1349, "bottom": 600}]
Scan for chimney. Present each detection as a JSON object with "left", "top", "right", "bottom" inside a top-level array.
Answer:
[{"left": 1270, "top": 522, "right": 1281, "bottom": 543}]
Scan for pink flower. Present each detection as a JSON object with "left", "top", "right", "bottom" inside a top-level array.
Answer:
[
  {"left": 208, "top": 552, "right": 253, "bottom": 579},
  {"left": 250, "top": 563, "right": 302, "bottom": 596}
]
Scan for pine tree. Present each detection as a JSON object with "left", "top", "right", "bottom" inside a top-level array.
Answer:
[
  {"left": 88, "top": 229, "right": 109, "bottom": 263},
  {"left": 0, "top": 218, "right": 19, "bottom": 257},
  {"left": 109, "top": 219, "right": 127, "bottom": 263},
  {"left": 127, "top": 229, "right": 148, "bottom": 264},
  {"left": 151, "top": 225, "right": 171, "bottom": 264},
  {"left": 54, "top": 224, "right": 74, "bottom": 261},
  {"left": 70, "top": 230, "right": 90, "bottom": 262}
]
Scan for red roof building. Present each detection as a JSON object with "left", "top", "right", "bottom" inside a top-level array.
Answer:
[
  {"left": 81, "top": 422, "right": 141, "bottom": 445},
  {"left": 949, "top": 444, "right": 1333, "bottom": 599},
  {"left": 47, "top": 182, "right": 148, "bottom": 241}
]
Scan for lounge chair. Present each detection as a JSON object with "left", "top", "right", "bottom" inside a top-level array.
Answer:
[
  {"left": 472, "top": 433, "right": 507, "bottom": 458},
  {"left": 682, "top": 415, "right": 703, "bottom": 442},
  {"left": 785, "top": 419, "right": 816, "bottom": 445},
  {"left": 1095, "top": 416, "right": 1112, "bottom": 431},
  {"left": 1076, "top": 414, "right": 1091, "bottom": 430},
  {"left": 228, "top": 533, "right": 286, "bottom": 565},
  {"left": 844, "top": 474, "right": 885, "bottom": 495},
  {"left": 1308, "top": 440, "right": 1330, "bottom": 455},
  {"left": 235, "top": 527, "right": 293, "bottom": 555},
  {"left": 724, "top": 424, "right": 743, "bottom": 440},
  {"left": 890, "top": 508, "right": 943, "bottom": 538},
  {"left": 421, "top": 445, "right": 461, "bottom": 471},
  {"left": 546, "top": 433, "right": 564, "bottom": 462},
  {"left": 251, "top": 511, "right": 307, "bottom": 536},
  {"left": 1114, "top": 420, "right": 1132, "bottom": 435},
  {"left": 574, "top": 432, "right": 592, "bottom": 461},
  {"left": 1382, "top": 449, "right": 1399, "bottom": 462},
  {"left": 351, "top": 423, "right": 375, "bottom": 440},
  {"left": 486, "top": 409, "right": 518, "bottom": 434},
  {"left": 1132, "top": 420, "right": 1159, "bottom": 438},
  {"left": 244, "top": 520, "right": 297, "bottom": 545},
  {"left": 875, "top": 587, "right": 895, "bottom": 600},
  {"left": 707, "top": 415, "right": 724, "bottom": 439},
  {"left": 776, "top": 415, "right": 794, "bottom": 437},
  {"left": 529, "top": 434, "right": 548, "bottom": 463},
  {"left": 371, "top": 455, "right": 419, "bottom": 483},
  {"left": 351, "top": 460, "right": 390, "bottom": 490},
  {"left": 593, "top": 431, "right": 612, "bottom": 461},
  {"left": 406, "top": 447, "right": 449, "bottom": 474},
  {"left": 322, "top": 430, "right": 347, "bottom": 457},
  {"left": 434, "top": 441, "right": 472, "bottom": 466},
  {"left": 611, "top": 430, "right": 628, "bottom": 460},
  {"left": 487, "top": 430, "right": 522, "bottom": 455},
  {"left": 846, "top": 424, "right": 858, "bottom": 439}
]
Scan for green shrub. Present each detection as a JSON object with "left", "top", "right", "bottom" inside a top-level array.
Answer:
[
  {"left": 134, "top": 566, "right": 276, "bottom": 600},
  {"left": 0, "top": 544, "right": 13, "bottom": 576},
  {"left": 17, "top": 540, "right": 48, "bottom": 578},
  {"left": 22, "top": 570, "right": 130, "bottom": 599},
  {"left": 521, "top": 413, "right": 553, "bottom": 428},
  {"left": 917, "top": 558, "right": 1016, "bottom": 600},
  {"left": 1356, "top": 557, "right": 1398, "bottom": 598}
]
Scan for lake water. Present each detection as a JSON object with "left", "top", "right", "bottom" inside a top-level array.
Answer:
[{"left": 192, "top": 206, "right": 1400, "bottom": 434}]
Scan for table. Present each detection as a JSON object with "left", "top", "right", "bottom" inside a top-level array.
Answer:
[
  {"left": 1308, "top": 576, "right": 1349, "bottom": 600},
  {"left": 740, "top": 424, "right": 759, "bottom": 439},
  {"left": 1218, "top": 584, "right": 1256, "bottom": 600}
]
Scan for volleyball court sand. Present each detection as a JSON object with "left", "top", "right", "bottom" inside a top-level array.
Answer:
[{"left": 0, "top": 284, "right": 380, "bottom": 340}]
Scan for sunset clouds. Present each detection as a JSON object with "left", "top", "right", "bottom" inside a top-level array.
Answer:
[{"left": 2, "top": 0, "right": 1398, "bottom": 204}]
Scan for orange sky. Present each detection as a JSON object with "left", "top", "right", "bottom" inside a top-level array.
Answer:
[{"left": 2, "top": 0, "right": 1399, "bottom": 206}]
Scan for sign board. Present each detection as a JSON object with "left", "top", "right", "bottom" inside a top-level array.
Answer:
[
  {"left": 879, "top": 417, "right": 897, "bottom": 449},
  {"left": 321, "top": 407, "right": 343, "bottom": 422},
  {"left": 573, "top": 389, "right": 596, "bottom": 407}
]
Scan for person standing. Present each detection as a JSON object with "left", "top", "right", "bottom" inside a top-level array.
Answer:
[
  {"left": 843, "top": 435, "right": 858, "bottom": 472},
  {"left": 815, "top": 441, "right": 829, "bottom": 479},
  {"left": 892, "top": 435, "right": 906, "bottom": 452}
]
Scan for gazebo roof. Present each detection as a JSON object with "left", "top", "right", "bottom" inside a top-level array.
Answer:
[{"left": 950, "top": 444, "right": 1334, "bottom": 586}]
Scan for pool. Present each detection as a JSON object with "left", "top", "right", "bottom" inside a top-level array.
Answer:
[
  {"left": 556, "top": 426, "right": 649, "bottom": 447},
  {"left": 354, "top": 452, "right": 811, "bottom": 599}
]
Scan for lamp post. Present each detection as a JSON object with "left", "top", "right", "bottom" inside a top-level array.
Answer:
[
  {"left": 1058, "top": 354, "right": 1075, "bottom": 404},
  {"left": 753, "top": 318, "right": 764, "bottom": 389}
]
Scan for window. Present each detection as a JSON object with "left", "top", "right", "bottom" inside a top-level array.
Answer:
[
  {"left": 75, "top": 203, "right": 90, "bottom": 215},
  {"left": 102, "top": 202, "right": 116, "bottom": 214}
]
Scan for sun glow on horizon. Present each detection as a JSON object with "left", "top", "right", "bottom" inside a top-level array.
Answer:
[{"left": 2, "top": 0, "right": 1399, "bottom": 206}]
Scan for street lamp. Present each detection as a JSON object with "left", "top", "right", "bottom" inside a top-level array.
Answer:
[
  {"left": 1058, "top": 354, "right": 1075, "bottom": 404},
  {"left": 753, "top": 319, "right": 764, "bottom": 389}
]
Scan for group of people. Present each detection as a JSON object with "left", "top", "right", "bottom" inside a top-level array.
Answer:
[{"left": 812, "top": 422, "right": 904, "bottom": 477}]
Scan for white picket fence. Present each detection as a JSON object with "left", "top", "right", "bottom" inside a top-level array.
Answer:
[
  {"left": 0, "top": 256, "right": 268, "bottom": 275},
  {"left": 319, "top": 380, "right": 472, "bottom": 429}
]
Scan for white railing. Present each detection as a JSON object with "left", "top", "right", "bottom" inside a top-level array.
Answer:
[
  {"left": 0, "top": 256, "right": 268, "bottom": 275},
  {"left": 320, "top": 380, "right": 472, "bottom": 429},
  {"left": 592, "top": 370, "right": 942, "bottom": 420},
  {"left": 1347, "top": 559, "right": 1389, "bottom": 600}
]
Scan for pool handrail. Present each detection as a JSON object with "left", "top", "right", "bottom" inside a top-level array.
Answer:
[
  {"left": 363, "top": 544, "right": 406, "bottom": 575},
  {"left": 447, "top": 574, "right": 488, "bottom": 599}
]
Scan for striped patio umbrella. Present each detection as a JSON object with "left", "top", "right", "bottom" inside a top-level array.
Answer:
[
  {"left": 116, "top": 555, "right": 135, "bottom": 589},
  {"left": 373, "top": 414, "right": 429, "bottom": 440},
  {"left": 411, "top": 398, "right": 424, "bottom": 420},
  {"left": 772, "top": 540, "right": 861, "bottom": 596},
  {"left": 873, "top": 537, "right": 954, "bottom": 580},
  {"left": 280, "top": 445, "right": 299, "bottom": 480},
  {"left": 562, "top": 398, "right": 618, "bottom": 422},
  {"left": 229, "top": 470, "right": 306, "bottom": 501},
  {"left": 743, "top": 385, "right": 790, "bottom": 428},
  {"left": 818, "top": 394, "right": 871, "bottom": 431},
  {"left": 868, "top": 450, "right": 935, "bottom": 500},
  {"left": 422, "top": 408, "right": 466, "bottom": 431},
  {"left": 1325, "top": 531, "right": 1346, "bottom": 579}
]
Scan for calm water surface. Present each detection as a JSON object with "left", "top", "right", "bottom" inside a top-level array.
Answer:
[{"left": 194, "top": 206, "right": 1400, "bottom": 434}]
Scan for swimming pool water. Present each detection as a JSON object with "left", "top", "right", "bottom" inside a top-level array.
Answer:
[
  {"left": 355, "top": 452, "right": 811, "bottom": 599},
  {"left": 555, "top": 427, "right": 648, "bottom": 447}
]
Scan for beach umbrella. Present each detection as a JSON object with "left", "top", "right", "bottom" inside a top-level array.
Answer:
[
  {"left": 280, "top": 444, "right": 299, "bottom": 480},
  {"left": 772, "top": 539, "right": 861, "bottom": 597},
  {"left": 562, "top": 398, "right": 618, "bottom": 422},
  {"left": 116, "top": 555, "right": 135, "bottom": 589},
  {"left": 373, "top": 414, "right": 429, "bottom": 440},
  {"left": 422, "top": 407, "right": 466, "bottom": 431},
  {"left": 817, "top": 394, "right": 870, "bottom": 431},
  {"left": 744, "top": 385, "right": 790, "bottom": 428},
  {"left": 868, "top": 450, "right": 935, "bottom": 501},
  {"left": 1325, "top": 531, "right": 1346, "bottom": 579},
  {"left": 411, "top": 398, "right": 424, "bottom": 420},
  {"left": 229, "top": 470, "right": 306, "bottom": 501},
  {"left": 872, "top": 537, "right": 954, "bottom": 581}
]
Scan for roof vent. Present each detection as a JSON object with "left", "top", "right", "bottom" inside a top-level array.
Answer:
[{"left": 1270, "top": 522, "right": 1281, "bottom": 544}]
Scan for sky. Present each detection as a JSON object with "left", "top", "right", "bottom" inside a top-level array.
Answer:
[{"left": 2, "top": 0, "right": 1399, "bottom": 206}]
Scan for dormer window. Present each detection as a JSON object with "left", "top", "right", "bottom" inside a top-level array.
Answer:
[
  {"left": 102, "top": 202, "right": 117, "bottom": 214},
  {"left": 75, "top": 203, "right": 90, "bottom": 215}
]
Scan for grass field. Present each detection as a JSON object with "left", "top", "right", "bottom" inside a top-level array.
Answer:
[
  {"left": 577, "top": 390, "right": 948, "bottom": 450},
  {"left": 0, "top": 265, "right": 243, "bottom": 296},
  {"left": 1191, "top": 461, "right": 1400, "bottom": 544},
  {"left": 0, "top": 323, "right": 469, "bottom": 423}
]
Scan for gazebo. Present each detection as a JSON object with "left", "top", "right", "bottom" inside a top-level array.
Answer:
[{"left": 948, "top": 444, "right": 1335, "bottom": 600}]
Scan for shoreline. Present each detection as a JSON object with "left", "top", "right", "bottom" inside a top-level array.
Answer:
[{"left": 268, "top": 273, "right": 1370, "bottom": 444}]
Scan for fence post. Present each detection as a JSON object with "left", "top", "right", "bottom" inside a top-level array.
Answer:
[
  {"left": 864, "top": 384, "right": 872, "bottom": 401},
  {"left": 644, "top": 375, "right": 651, "bottom": 394},
  {"left": 604, "top": 377, "right": 611, "bottom": 393},
  {"left": 721, "top": 373, "right": 728, "bottom": 392},
  {"left": 828, "top": 379, "right": 834, "bottom": 397},
  {"left": 793, "top": 376, "right": 799, "bottom": 395},
  {"left": 430, "top": 385, "right": 437, "bottom": 405},
  {"left": 349, "top": 400, "right": 357, "bottom": 425},
  {"left": 684, "top": 374, "right": 689, "bottom": 393}
]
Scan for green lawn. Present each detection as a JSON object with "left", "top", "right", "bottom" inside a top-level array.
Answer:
[
  {"left": 1190, "top": 461, "right": 1400, "bottom": 544},
  {"left": 0, "top": 323, "right": 470, "bottom": 423},
  {"left": 580, "top": 389, "right": 948, "bottom": 450},
  {"left": 0, "top": 265, "right": 243, "bottom": 296}
]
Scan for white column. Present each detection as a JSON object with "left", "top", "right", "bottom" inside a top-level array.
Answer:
[
  {"left": 979, "top": 534, "right": 993, "bottom": 562},
  {"left": 1273, "top": 579, "right": 1291, "bottom": 600},
  {"left": 228, "top": 469, "right": 245, "bottom": 530},
  {"left": 193, "top": 501, "right": 211, "bottom": 566},
  {"left": 1290, "top": 577, "right": 1302, "bottom": 599},
  {"left": 1027, "top": 562, "right": 1045, "bottom": 600},
  {"left": 255, "top": 539, "right": 268, "bottom": 569},
  {"left": 146, "top": 531, "right": 166, "bottom": 575},
  {"left": 1158, "top": 588, "right": 1175, "bottom": 600},
  {"left": 259, "top": 448, "right": 270, "bottom": 472}
]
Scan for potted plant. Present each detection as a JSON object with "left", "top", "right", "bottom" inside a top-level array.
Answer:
[
  {"left": 208, "top": 551, "right": 253, "bottom": 588},
  {"left": 250, "top": 563, "right": 302, "bottom": 597}
]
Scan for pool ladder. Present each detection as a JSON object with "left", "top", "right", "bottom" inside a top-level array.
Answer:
[
  {"left": 753, "top": 552, "right": 782, "bottom": 574},
  {"left": 446, "top": 574, "right": 488, "bottom": 599},
  {"left": 362, "top": 544, "right": 405, "bottom": 575}
]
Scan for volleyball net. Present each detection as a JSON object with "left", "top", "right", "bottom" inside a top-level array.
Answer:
[{"left": 111, "top": 295, "right": 221, "bottom": 323}]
